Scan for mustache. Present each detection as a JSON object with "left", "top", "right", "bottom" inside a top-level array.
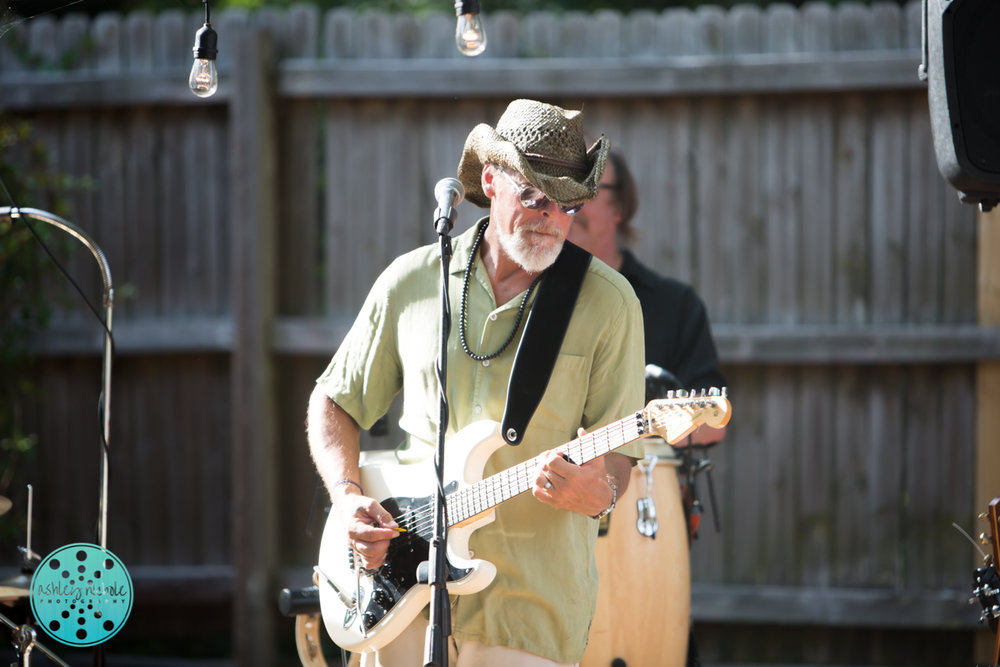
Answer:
[{"left": 518, "top": 222, "right": 564, "bottom": 237}]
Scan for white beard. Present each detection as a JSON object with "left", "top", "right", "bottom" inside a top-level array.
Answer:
[{"left": 497, "top": 223, "right": 564, "bottom": 273}]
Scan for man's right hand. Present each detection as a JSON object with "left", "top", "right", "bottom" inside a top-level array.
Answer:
[{"left": 332, "top": 492, "right": 401, "bottom": 571}]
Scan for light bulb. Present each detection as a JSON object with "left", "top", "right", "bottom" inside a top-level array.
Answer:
[
  {"left": 189, "top": 58, "right": 218, "bottom": 98},
  {"left": 190, "top": 22, "right": 219, "bottom": 98},
  {"left": 455, "top": 1, "right": 486, "bottom": 57}
]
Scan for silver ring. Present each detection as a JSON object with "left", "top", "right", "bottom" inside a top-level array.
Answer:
[{"left": 543, "top": 479, "right": 553, "bottom": 490}]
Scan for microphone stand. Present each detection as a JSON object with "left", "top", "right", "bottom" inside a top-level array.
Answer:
[
  {"left": 424, "top": 203, "right": 457, "bottom": 667},
  {"left": 0, "top": 206, "right": 114, "bottom": 667}
]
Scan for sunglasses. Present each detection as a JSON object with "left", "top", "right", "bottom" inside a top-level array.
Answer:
[{"left": 497, "top": 168, "right": 584, "bottom": 216}]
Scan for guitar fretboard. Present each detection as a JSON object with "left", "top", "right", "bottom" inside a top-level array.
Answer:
[{"left": 446, "top": 411, "right": 646, "bottom": 526}]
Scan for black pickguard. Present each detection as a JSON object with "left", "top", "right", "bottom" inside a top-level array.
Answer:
[{"left": 352, "top": 483, "right": 471, "bottom": 632}]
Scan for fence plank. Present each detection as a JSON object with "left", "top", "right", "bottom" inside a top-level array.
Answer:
[
  {"left": 870, "top": 95, "right": 908, "bottom": 324},
  {"left": 229, "top": 18, "right": 280, "bottom": 667}
]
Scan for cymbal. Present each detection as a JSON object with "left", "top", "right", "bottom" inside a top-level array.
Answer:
[
  {"left": 0, "top": 572, "right": 30, "bottom": 603},
  {"left": 0, "top": 495, "right": 10, "bottom": 516}
]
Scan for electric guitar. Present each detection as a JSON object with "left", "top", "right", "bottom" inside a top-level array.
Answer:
[
  {"left": 973, "top": 497, "right": 1000, "bottom": 665},
  {"left": 315, "top": 391, "right": 731, "bottom": 653}
]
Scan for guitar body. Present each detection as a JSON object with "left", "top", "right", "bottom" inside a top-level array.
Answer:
[{"left": 317, "top": 420, "right": 504, "bottom": 653}]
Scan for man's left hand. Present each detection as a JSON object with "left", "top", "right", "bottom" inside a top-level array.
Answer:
[{"left": 533, "top": 447, "right": 624, "bottom": 517}]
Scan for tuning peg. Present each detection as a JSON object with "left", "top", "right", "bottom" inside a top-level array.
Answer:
[
  {"left": 980, "top": 532, "right": 991, "bottom": 545},
  {"left": 708, "top": 387, "right": 721, "bottom": 396},
  {"left": 666, "top": 390, "right": 675, "bottom": 399},
  {"left": 979, "top": 512, "right": 988, "bottom": 520}
]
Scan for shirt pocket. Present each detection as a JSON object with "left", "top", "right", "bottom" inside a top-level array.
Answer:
[{"left": 528, "top": 352, "right": 590, "bottom": 442}]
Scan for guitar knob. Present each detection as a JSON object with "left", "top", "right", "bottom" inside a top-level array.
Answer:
[{"left": 373, "top": 589, "right": 391, "bottom": 607}]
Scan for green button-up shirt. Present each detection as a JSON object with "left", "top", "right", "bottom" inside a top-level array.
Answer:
[{"left": 317, "top": 219, "right": 645, "bottom": 663}]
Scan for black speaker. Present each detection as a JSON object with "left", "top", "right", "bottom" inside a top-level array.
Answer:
[{"left": 925, "top": 0, "right": 1000, "bottom": 211}]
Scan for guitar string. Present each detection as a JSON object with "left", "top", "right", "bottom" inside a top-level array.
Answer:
[
  {"left": 376, "top": 402, "right": 714, "bottom": 561},
  {"left": 376, "top": 405, "right": 709, "bottom": 561}
]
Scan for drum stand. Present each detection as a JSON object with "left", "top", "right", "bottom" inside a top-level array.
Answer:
[
  {"left": 671, "top": 441, "right": 720, "bottom": 667},
  {"left": 0, "top": 611, "right": 69, "bottom": 667},
  {"left": 1, "top": 489, "right": 68, "bottom": 667},
  {"left": 673, "top": 443, "right": 720, "bottom": 544}
]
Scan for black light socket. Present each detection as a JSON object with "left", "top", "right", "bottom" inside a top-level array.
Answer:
[
  {"left": 455, "top": 0, "right": 481, "bottom": 14},
  {"left": 192, "top": 23, "right": 218, "bottom": 61}
]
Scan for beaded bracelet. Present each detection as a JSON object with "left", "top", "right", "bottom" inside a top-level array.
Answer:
[{"left": 334, "top": 479, "right": 364, "bottom": 495}]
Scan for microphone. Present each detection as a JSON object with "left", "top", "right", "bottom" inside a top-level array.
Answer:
[
  {"left": 645, "top": 363, "right": 683, "bottom": 401},
  {"left": 433, "top": 177, "right": 464, "bottom": 234}
]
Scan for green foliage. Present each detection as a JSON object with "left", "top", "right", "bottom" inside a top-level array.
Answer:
[{"left": 0, "top": 112, "right": 74, "bottom": 534}]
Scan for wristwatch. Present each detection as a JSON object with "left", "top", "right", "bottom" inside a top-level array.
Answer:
[{"left": 591, "top": 475, "right": 618, "bottom": 520}]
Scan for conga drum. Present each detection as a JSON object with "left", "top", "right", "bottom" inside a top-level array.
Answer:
[{"left": 582, "top": 441, "right": 690, "bottom": 667}]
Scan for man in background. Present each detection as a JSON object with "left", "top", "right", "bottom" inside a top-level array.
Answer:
[
  {"left": 568, "top": 149, "right": 726, "bottom": 445},
  {"left": 567, "top": 148, "right": 727, "bottom": 667}
]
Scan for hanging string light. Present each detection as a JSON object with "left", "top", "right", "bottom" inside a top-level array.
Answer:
[
  {"left": 189, "top": 0, "right": 219, "bottom": 98},
  {"left": 455, "top": 0, "right": 486, "bottom": 57}
]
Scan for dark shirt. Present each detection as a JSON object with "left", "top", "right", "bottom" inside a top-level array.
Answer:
[{"left": 619, "top": 250, "right": 726, "bottom": 394}]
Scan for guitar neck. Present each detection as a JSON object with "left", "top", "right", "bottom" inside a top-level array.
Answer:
[{"left": 446, "top": 411, "right": 646, "bottom": 526}]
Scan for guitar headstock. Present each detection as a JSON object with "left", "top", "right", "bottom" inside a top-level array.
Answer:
[
  {"left": 974, "top": 498, "right": 1000, "bottom": 645},
  {"left": 642, "top": 388, "right": 731, "bottom": 444}
]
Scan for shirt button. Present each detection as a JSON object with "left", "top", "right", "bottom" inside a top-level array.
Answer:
[
  {"left": 489, "top": 313, "right": 497, "bottom": 321},
  {"left": 482, "top": 360, "right": 490, "bottom": 367},
  {"left": 473, "top": 405, "right": 482, "bottom": 414}
]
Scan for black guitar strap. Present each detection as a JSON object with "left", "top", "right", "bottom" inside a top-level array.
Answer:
[{"left": 500, "top": 241, "right": 592, "bottom": 445}]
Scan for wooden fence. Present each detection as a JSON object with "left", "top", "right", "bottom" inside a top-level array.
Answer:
[{"left": 0, "top": 2, "right": 995, "bottom": 665}]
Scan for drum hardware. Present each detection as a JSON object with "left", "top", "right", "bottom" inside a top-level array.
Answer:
[
  {"left": 0, "top": 573, "right": 30, "bottom": 605},
  {"left": 0, "top": 609, "right": 69, "bottom": 667},
  {"left": 0, "top": 485, "right": 68, "bottom": 667},
  {"left": 635, "top": 455, "right": 659, "bottom": 539},
  {"left": 10, "top": 622, "right": 35, "bottom": 666},
  {"left": 3, "top": 486, "right": 41, "bottom": 607},
  {"left": 674, "top": 444, "right": 719, "bottom": 542}
]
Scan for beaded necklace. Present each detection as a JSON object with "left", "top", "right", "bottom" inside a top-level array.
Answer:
[{"left": 459, "top": 220, "right": 543, "bottom": 362}]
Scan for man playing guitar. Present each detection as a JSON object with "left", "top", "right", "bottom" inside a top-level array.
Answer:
[{"left": 307, "top": 99, "right": 645, "bottom": 667}]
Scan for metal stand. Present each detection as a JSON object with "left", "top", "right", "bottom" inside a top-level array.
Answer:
[
  {"left": 423, "top": 200, "right": 458, "bottom": 667},
  {"left": 0, "top": 610, "right": 70, "bottom": 667},
  {"left": 1, "top": 207, "right": 115, "bottom": 667},
  {"left": 0, "top": 206, "right": 114, "bottom": 550}
]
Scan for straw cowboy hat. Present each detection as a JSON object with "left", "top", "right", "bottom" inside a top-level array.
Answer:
[{"left": 457, "top": 99, "right": 610, "bottom": 209}]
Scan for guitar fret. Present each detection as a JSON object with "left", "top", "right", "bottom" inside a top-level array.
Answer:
[{"left": 446, "top": 412, "right": 649, "bottom": 528}]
